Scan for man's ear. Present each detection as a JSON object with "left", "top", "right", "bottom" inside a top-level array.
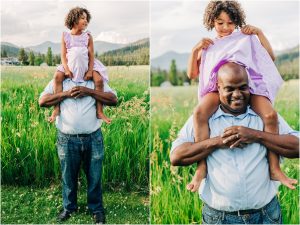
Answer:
[{"left": 217, "top": 82, "right": 220, "bottom": 92}]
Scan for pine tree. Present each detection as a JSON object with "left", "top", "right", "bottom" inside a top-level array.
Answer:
[
  {"left": 29, "top": 51, "right": 35, "bottom": 66},
  {"left": 46, "top": 47, "right": 53, "bottom": 66},
  {"left": 18, "top": 48, "right": 28, "bottom": 65},
  {"left": 1, "top": 49, "right": 8, "bottom": 57},
  {"left": 169, "top": 59, "right": 178, "bottom": 85},
  {"left": 34, "top": 53, "right": 43, "bottom": 66}
]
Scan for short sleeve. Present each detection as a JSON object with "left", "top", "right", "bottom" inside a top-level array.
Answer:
[
  {"left": 278, "top": 114, "right": 299, "bottom": 137},
  {"left": 63, "top": 31, "right": 70, "bottom": 49},
  {"left": 39, "top": 80, "right": 54, "bottom": 99},
  {"left": 170, "top": 116, "right": 194, "bottom": 153}
]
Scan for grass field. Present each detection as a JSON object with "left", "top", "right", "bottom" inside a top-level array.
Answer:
[
  {"left": 1, "top": 184, "right": 148, "bottom": 224},
  {"left": 1, "top": 65, "right": 149, "bottom": 223},
  {"left": 151, "top": 80, "right": 299, "bottom": 224}
]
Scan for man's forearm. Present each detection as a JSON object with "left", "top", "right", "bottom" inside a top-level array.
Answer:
[
  {"left": 39, "top": 92, "right": 69, "bottom": 107},
  {"left": 223, "top": 126, "right": 299, "bottom": 158},
  {"left": 256, "top": 131, "right": 299, "bottom": 158},
  {"left": 88, "top": 89, "right": 118, "bottom": 106},
  {"left": 170, "top": 136, "right": 221, "bottom": 166}
]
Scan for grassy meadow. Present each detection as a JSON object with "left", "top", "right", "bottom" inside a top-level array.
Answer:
[
  {"left": 151, "top": 80, "right": 299, "bottom": 224},
  {"left": 1, "top": 65, "right": 149, "bottom": 223}
]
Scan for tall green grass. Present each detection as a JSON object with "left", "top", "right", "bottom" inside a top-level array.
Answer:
[
  {"left": 151, "top": 80, "right": 299, "bottom": 224},
  {"left": 1, "top": 65, "right": 149, "bottom": 191}
]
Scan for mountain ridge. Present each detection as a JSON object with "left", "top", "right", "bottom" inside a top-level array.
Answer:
[{"left": 1, "top": 38, "right": 148, "bottom": 56}]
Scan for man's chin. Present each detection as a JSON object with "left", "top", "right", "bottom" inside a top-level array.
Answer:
[{"left": 230, "top": 106, "right": 247, "bottom": 114}]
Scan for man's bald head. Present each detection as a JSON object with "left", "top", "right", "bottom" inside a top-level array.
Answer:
[
  {"left": 217, "top": 62, "right": 250, "bottom": 116},
  {"left": 217, "top": 62, "right": 248, "bottom": 85}
]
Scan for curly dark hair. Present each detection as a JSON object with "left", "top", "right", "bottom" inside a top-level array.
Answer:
[
  {"left": 203, "top": 0, "right": 246, "bottom": 30},
  {"left": 65, "top": 7, "right": 91, "bottom": 30}
]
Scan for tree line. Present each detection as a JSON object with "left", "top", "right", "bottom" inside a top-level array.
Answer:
[
  {"left": 151, "top": 59, "right": 190, "bottom": 86},
  {"left": 98, "top": 43, "right": 149, "bottom": 66},
  {"left": 151, "top": 56, "right": 299, "bottom": 87},
  {"left": 3, "top": 42, "right": 149, "bottom": 66},
  {"left": 15, "top": 47, "right": 60, "bottom": 66}
]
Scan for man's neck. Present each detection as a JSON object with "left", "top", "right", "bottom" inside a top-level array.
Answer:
[{"left": 219, "top": 104, "right": 247, "bottom": 117}]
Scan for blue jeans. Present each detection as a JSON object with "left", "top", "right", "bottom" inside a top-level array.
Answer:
[
  {"left": 202, "top": 196, "right": 282, "bottom": 224},
  {"left": 56, "top": 129, "right": 104, "bottom": 214}
]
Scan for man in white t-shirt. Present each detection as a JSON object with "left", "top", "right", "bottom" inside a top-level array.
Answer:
[{"left": 39, "top": 78, "right": 117, "bottom": 223}]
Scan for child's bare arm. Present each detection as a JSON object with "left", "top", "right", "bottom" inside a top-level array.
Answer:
[
  {"left": 61, "top": 33, "right": 72, "bottom": 78},
  {"left": 241, "top": 25, "right": 275, "bottom": 61},
  {"left": 85, "top": 34, "right": 94, "bottom": 80},
  {"left": 187, "top": 38, "right": 214, "bottom": 79}
]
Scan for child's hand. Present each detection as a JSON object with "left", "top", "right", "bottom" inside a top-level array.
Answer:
[
  {"left": 84, "top": 70, "right": 93, "bottom": 81},
  {"left": 65, "top": 70, "right": 73, "bottom": 79},
  {"left": 241, "top": 25, "right": 262, "bottom": 35},
  {"left": 193, "top": 38, "right": 214, "bottom": 52}
]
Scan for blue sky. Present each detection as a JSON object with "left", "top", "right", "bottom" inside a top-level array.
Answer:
[{"left": 151, "top": 0, "right": 299, "bottom": 57}]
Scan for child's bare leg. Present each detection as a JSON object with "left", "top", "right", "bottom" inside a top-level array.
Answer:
[
  {"left": 187, "top": 93, "right": 220, "bottom": 192},
  {"left": 48, "top": 71, "right": 65, "bottom": 123},
  {"left": 251, "top": 95, "right": 297, "bottom": 189},
  {"left": 93, "top": 71, "right": 111, "bottom": 124}
]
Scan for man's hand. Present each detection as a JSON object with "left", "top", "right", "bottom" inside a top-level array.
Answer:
[
  {"left": 70, "top": 86, "right": 91, "bottom": 98},
  {"left": 241, "top": 25, "right": 262, "bottom": 35},
  {"left": 84, "top": 70, "right": 93, "bottom": 81},
  {"left": 221, "top": 126, "right": 257, "bottom": 148}
]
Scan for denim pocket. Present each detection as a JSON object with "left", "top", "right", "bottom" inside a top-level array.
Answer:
[
  {"left": 91, "top": 129, "right": 103, "bottom": 144},
  {"left": 91, "top": 130, "right": 104, "bottom": 161},
  {"left": 56, "top": 133, "right": 69, "bottom": 160},
  {"left": 57, "top": 133, "right": 69, "bottom": 145},
  {"left": 263, "top": 197, "right": 282, "bottom": 224},
  {"left": 202, "top": 204, "right": 222, "bottom": 224}
]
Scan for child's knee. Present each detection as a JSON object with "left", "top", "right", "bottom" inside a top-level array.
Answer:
[
  {"left": 54, "top": 71, "right": 65, "bottom": 82},
  {"left": 93, "top": 72, "right": 104, "bottom": 86},
  {"left": 262, "top": 110, "right": 278, "bottom": 126},
  {"left": 194, "top": 105, "right": 209, "bottom": 121}
]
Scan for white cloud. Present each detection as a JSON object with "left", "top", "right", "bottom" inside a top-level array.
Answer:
[
  {"left": 95, "top": 31, "right": 129, "bottom": 44},
  {"left": 1, "top": 0, "right": 149, "bottom": 46},
  {"left": 151, "top": 0, "right": 299, "bottom": 57}
]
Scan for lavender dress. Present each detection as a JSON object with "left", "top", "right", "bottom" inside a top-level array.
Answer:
[
  {"left": 199, "top": 31, "right": 283, "bottom": 103},
  {"left": 57, "top": 31, "right": 109, "bottom": 83}
]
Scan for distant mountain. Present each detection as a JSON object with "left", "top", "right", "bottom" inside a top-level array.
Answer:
[
  {"left": 98, "top": 38, "right": 149, "bottom": 65},
  {"left": 1, "top": 42, "right": 19, "bottom": 48},
  {"left": 1, "top": 44, "right": 20, "bottom": 57},
  {"left": 26, "top": 41, "right": 125, "bottom": 55},
  {"left": 152, "top": 45, "right": 299, "bottom": 74},
  {"left": 151, "top": 51, "right": 189, "bottom": 70},
  {"left": 103, "top": 38, "right": 149, "bottom": 54},
  {"left": 26, "top": 41, "right": 60, "bottom": 55},
  {"left": 1, "top": 38, "right": 149, "bottom": 66},
  {"left": 94, "top": 41, "right": 125, "bottom": 54},
  {"left": 1, "top": 40, "right": 128, "bottom": 56}
]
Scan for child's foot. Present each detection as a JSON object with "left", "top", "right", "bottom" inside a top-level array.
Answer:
[
  {"left": 97, "top": 112, "right": 112, "bottom": 124},
  {"left": 270, "top": 169, "right": 298, "bottom": 190},
  {"left": 186, "top": 173, "right": 205, "bottom": 192},
  {"left": 48, "top": 109, "right": 59, "bottom": 123}
]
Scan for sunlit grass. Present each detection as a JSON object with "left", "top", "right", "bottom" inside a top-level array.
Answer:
[{"left": 1, "top": 65, "right": 149, "bottom": 191}]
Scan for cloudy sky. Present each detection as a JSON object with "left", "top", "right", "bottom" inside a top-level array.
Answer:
[
  {"left": 151, "top": 0, "right": 299, "bottom": 58},
  {"left": 1, "top": 0, "right": 149, "bottom": 47}
]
